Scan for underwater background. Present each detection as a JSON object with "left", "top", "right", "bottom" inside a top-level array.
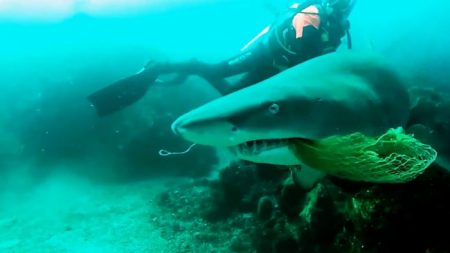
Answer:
[{"left": 1, "top": 0, "right": 450, "bottom": 252}]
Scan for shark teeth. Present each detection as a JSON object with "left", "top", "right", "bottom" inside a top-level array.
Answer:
[{"left": 234, "top": 139, "right": 289, "bottom": 156}]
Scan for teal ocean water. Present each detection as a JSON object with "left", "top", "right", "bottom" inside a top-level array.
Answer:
[{"left": 1, "top": 1, "right": 450, "bottom": 252}]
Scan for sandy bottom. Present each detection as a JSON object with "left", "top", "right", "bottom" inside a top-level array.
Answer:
[{"left": 0, "top": 171, "right": 180, "bottom": 253}]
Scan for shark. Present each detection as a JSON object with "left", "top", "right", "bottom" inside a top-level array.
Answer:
[{"left": 170, "top": 51, "right": 412, "bottom": 168}]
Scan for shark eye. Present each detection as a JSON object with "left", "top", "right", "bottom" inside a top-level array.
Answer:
[{"left": 268, "top": 103, "right": 280, "bottom": 114}]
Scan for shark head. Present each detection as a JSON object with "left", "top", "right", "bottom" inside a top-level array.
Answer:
[
  {"left": 172, "top": 82, "right": 316, "bottom": 165},
  {"left": 171, "top": 52, "right": 410, "bottom": 166}
]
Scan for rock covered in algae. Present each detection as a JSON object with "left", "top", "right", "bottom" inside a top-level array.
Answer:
[
  {"left": 155, "top": 160, "right": 450, "bottom": 253},
  {"left": 338, "top": 164, "right": 450, "bottom": 253}
]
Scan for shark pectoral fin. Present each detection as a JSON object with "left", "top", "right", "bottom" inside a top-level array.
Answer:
[{"left": 291, "top": 165, "right": 326, "bottom": 190}]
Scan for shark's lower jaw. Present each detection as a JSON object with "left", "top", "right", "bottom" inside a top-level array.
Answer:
[{"left": 230, "top": 138, "right": 303, "bottom": 166}]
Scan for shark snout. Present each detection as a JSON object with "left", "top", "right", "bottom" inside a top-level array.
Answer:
[
  {"left": 170, "top": 86, "right": 267, "bottom": 147},
  {"left": 171, "top": 117, "right": 195, "bottom": 137},
  {"left": 171, "top": 118, "right": 182, "bottom": 136},
  {"left": 171, "top": 112, "right": 241, "bottom": 147}
]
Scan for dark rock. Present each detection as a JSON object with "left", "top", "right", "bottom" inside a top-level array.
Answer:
[
  {"left": 203, "top": 161, "right": 285, "bottom": 222},
  {"left": 274, "top": 236, "right": 299, "bottom": 253},
  {"left": 298, "top": 183, "right": 345, "bottom": 252},
  {"left": 257, "top": 196, "right": 275, "bottom": 221},
  {"left": 344, "top": 164, "right": 450, "bottom": 252},
  {"left": 278, "top": 180, "right": 307, "bottom": 219}
]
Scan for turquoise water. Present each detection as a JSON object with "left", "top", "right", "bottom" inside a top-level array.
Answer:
[{"left": 1, "top": 0, "right": 450, "bottom": 252}]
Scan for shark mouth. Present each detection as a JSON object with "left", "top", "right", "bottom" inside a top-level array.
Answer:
[
  {"left": 229, "top": 137, "right": 313, "bottom": 165},
  {"left": 232, "top": 139, "right": 293, "bottom": 156}
]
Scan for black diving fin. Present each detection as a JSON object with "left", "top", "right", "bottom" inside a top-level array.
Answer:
[{"left": 87, "top": 68, "right": 158, "bottom": 117}]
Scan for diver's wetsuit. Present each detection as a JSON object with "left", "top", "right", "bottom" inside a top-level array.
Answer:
[{"left": 150, "top": 3, "right": 349, "bottom": 95}]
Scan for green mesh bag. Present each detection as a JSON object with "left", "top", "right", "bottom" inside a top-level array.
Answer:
[{"left": 289, "top": 128, "right": 437, "bottom": 183}]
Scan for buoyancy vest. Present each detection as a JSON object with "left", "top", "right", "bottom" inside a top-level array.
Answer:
[{"left": 262, "top": 2, "right": 350, "bottom": 69}]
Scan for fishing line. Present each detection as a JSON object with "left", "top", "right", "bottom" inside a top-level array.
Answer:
[{"left": 159, "top": 143, "right": 197, "bottom": 156}]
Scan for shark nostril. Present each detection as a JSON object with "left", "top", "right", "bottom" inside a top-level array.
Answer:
[{"left": 232, "top": 126, "right": 238, "bottom": 132}]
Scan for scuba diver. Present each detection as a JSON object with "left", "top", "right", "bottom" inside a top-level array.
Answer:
[{"left": 88, "top": 0, "right": 357, "bottom": 117}]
